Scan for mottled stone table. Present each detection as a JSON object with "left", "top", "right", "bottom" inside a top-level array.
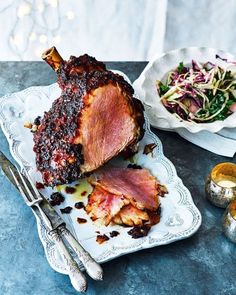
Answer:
[{"left": 0, "top": 62, "right": 235, "bottom": 295}]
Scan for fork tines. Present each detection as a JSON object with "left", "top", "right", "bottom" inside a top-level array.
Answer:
[{"left": 9, "top": 167, "right": 42, "bottom": 206}]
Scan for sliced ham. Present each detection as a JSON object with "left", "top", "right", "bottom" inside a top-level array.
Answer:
[
  {"left": 85, "top": 186, "right": 129, "bottom": 225},
  {"left": 112, "top": 204, "right": 149, "bottom": 226},
  {"left": 85, "top": 186, "right": 150, "bottom": 227},
  {"left": 89, "top": 167, "right": 160, "bottom": 211},
  {"left": 85, "top": 167, "right": 166, "bottom": 228},
  {"left": 78, "top": 85, "right": 139, "bottom": 173}
]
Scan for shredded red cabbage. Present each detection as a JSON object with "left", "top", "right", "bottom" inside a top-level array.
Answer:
[{"left": 156, "top": 59, "right": 236, "bottom": 122}]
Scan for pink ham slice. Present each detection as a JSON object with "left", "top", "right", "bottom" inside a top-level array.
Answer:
[
  {"left": 79, "top": 84, "right": 138, "bottom": 173},
  {"left": 85, "top": 187, "right": 151, "bottom": 227},
  {"left": 89, "top": 167, "right": 160, "bottom": 211},
  {"left": 85, "top": 186, "right": 129, "bottom": 225}
]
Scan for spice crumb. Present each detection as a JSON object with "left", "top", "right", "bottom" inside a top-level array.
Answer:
[
  {"left": 24, "top": 122, "right": 33, "bottom": 129},
  {"left": 77, "top": 217, "right": 87, "bottom": 224},
  {"left": 49, "top": 192, "right": 65, "bottom": 206},
  {"left": 127, "top": 163, "right": 142, "bottom": 169},
  {"left": 96, "top": 234, "right": 109, "bottom": 244},
  {"left": 31, "top": 124, "right": 38, "bottom": 132},
  {"left": 60, "top": 206, "right": 73, "bottom": 214},
  {"left": 127, "top": 225, "right": 151, "bottom": 239},
  {"left": 143, "top": 143, "right": 157, "bottom": 155},
  {"left": 65, "top": 186, "right": 76, "bottom": 194},
  {"left": 110, "top": 231, "right": 120, "bottom": 238},
  {"left": 75, "top": 202, "right": 85, "bottom": 209},
  {"left": 35, "top": 182, "right": 45, "bottom": 190},
  {"left": 33, "top": 116, "right": 41, "bottom": 126}
]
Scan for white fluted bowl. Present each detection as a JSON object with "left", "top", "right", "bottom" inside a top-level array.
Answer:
[{"left": 134, "top": 47, "right": 236, "bottom": 133}]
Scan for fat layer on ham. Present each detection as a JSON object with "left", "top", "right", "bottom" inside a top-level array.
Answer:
[{"left": 85, "top": 167, "right": 166, "bottom": 227}]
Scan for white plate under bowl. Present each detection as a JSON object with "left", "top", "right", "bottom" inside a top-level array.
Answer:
[
  {"left": 0, "top": 70, "right": 201, "bottom": 274},
  {"left": 133, "top": 47, "right": 236, "bottom": 133}
]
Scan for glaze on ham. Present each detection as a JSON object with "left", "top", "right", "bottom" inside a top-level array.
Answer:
[{"left": 33, "top": 54, "right": 144, "bottom": 186}]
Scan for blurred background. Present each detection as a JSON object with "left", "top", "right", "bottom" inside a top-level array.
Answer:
[{"left": 1, "top": 0, "right": 236, "bottom": 61}]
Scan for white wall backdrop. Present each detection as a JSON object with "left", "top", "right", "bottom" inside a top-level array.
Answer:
[
  {"left": 165, "top": 0, "right": 236, "bottom": 55},
  {"left": 1, "top": 0, "right": 236, "bottom": 61},
  {"left": 0, "top": 0, "right": 167, "bottom": 61}
]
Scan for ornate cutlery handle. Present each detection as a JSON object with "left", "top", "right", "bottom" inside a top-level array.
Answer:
[
  {"left": 58, "top": 226, "right": 103, "bottom": 281},
  {"left": 49, "top": 230, "right": 87, "bottom": 292}
]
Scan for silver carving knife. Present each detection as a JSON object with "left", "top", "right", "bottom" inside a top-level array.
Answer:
[{"left": 0, "top": 151, "right": 103, "bottom": 285}]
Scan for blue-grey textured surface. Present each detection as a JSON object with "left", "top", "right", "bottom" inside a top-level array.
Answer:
[{"left": 0, "top": 62, "right": 236, "bottom": 295}]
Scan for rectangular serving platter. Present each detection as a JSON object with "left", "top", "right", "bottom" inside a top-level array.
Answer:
[{"left": 0, "top": 70, "right": 201, "bottom": 274}]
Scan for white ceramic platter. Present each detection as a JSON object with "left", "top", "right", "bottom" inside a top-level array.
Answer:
[
  {"left": 0, "top": 70, "right": 201, "bottom": 274},
  {"left": 133, "top": 47, "right": 236, "bottom": 133}
]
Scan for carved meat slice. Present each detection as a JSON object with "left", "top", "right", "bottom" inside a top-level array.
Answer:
[
  {"left": 85, "top": 187, "right": 151, "bottom": 227},
  {"left": 85, "top": 167, "right": 164, "bottom": 227},
  {"left": 85, "top": 186, "right": 129, "bottom": 226},
  {"left": 76, "top": 84, "right": 140, "bottom": 173},
  {"left": 89, "top": 167, "right": 160, "bottom": 211},
  {"left": 112, "top": 204, "right": 149, "bottom": 226}
]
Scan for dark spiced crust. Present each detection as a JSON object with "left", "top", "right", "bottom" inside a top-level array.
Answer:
[{"left": 33, "top": 54, "right": 144, "bottom": 186}]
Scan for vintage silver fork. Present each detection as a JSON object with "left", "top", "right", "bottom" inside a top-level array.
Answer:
[{"left": 9, "top": 166, "right": 88, "bottom": 292}]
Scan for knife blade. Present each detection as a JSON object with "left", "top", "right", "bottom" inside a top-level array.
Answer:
[{"left": 0, "top": 150, "right": 64, "bottom": 229}]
